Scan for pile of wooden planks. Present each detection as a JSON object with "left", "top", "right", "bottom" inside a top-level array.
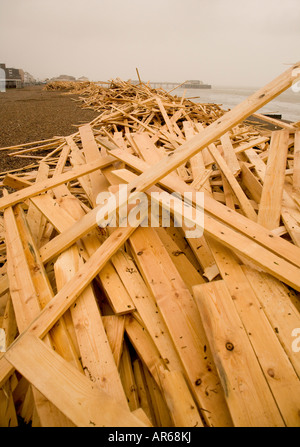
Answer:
[{"left": 0, "top": 62, "right": 300, "bottom": 427}]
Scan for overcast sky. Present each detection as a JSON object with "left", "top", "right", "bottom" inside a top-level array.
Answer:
[{"left": 0, "top": 0, "right": 299, "bottom": 87}]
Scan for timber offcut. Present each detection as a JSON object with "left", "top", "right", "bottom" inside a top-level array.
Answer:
[{"left": 0, "top": 63, "right": 299, "bottom": 428}]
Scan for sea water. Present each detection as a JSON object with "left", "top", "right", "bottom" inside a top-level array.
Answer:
[{"left": 173, "top": 86, "right": 300, "bottom": 123}]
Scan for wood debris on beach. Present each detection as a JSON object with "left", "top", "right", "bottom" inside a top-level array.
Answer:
[{"left": 0, "top": 63, "right": 300, "bottom": 427}]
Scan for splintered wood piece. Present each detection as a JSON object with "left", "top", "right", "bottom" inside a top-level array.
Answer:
[
  {"left": 4, "top": 333, "right": 146, "bottom": 427},
  {"left": 257, "top": 130, "right": 289, "bottom": 229},
  {"left": 1, "top": 297, "right": 17, "bottom": 349},
  {"left": 193, "top": 280, "right": 285, "bottom": 427}
]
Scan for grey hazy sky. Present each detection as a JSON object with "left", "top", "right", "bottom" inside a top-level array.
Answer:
[{"left": 0, "top": 0, "right": 299, "bottom": 87}]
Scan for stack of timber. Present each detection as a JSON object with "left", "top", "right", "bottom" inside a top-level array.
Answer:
[{"left": 0, "top": 62, "right": 300, "bottom": 427}]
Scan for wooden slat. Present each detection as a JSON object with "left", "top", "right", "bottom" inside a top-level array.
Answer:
[
  {"left": 206, "top": 237, "right": 300, "bottom": 427},
  {"left": 208, "top": 143, "right": 257, "bottom": 220},
  {"left": 220, "top": 132, "right": 241, "bottom": 175},
  {"left": 129, "top": 226, "right": 233, "bottom": 427},
  {"left": 242, "top": 266, "right": 300, "bottom": 377},
  {"left": 293, "top": 130, "right": 300, "bottom": 192},
  {"left": 110, "top": 249, "right": 184, "bottom": 373},
  {"left": 193, "top": 280, "right": 285, "bottom": 427},
  {"left": 54, "top": 245, "right": 129, "bottom": 408},
  {"left": 257, "top": 130, "right": 289, "bottom": 229},
  {"left": 4, "top": 333, "right": 146, "bottom": 427},
  {"left": 79, "top": 124, "right": 110, "bottom": 206},
  {"left": 102, "top": 315, "right": 125, "bottom": 367}
]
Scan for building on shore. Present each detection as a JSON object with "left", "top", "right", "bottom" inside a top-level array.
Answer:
[
  {"left": 50, "top": 74, "right": 76, "bottom": 82},
  {"left": 0, "top": 63, "right": 36, "bottom": 89},
  {"left": 0, "top": 63, "right": 22, "bottom": 88}
]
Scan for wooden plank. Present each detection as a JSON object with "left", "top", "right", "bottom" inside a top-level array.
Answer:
[
  {"left": 193, "top": 280, "right": 285, "bottom": 427},
  {"left": 4, "top": 206, "right": 75, "bottom": 426},
  {"left": 54, "top": 245, "right": 129, "bottom": 408},
  {"left": 206, "top": 237, "right": 300, "bottom": 427},
  {"left": 158, "top": 367, "right": 204, "bottom": 427},
  {"left": 257, "top": 130, "right": 289, "bottom": 229},
  {"left": 0, "top": 381, "right": 18, "bottom": 427},
  {"left": 119, "top": 339, "right": 140, "bottom": 411},
  {"left": 240, "top": 163, "right": 262, "bottom": 204},
  {"left": 293, "top": 130, "right": 300, "bottom": 192},
  {"left": 2, "top": 174, "right": 32, "bottom": 190},
  {"left": 79, "top": 124, "right": 110, "bottom": 206},
  {"left": 0, "top": 155, "right": 115, "bottom": 210},
  {"left": 4, "top": 333, "right": 146, "bottom": 427},
  {"left": 111, "top": 249, "right": 184, "bottom": 373},
  {"left": 133, "top": 359, "right": 157, "bottom": 425},
  {"left": 26, "top": 162, "right": 50, "bottom": 247},
  {"left": 102, "top": 315, "right": 125, "bottom": 367},
  {"left": 208, "top": 143, "right": 257, "bottom": 220},
  {"left": 242, "top": 266, "right": 300, "bottom": 377},
  {"left": 142, "top": 363, "right": 173, "bottom": 427},
  {"left": 129, "top": 226, "right": 233, "bottom": 427},
  {"left": 13, "top": 204, "right": 81, "bottom": 370},
  {"left": 253, "top": 112, "right": 297, "bottom": 131},
  {"left": 220, "top": 132, "right": 241, "bottom": 175},
  {"left": 125, "top": 315, "right": 203, "bottom": 427}
]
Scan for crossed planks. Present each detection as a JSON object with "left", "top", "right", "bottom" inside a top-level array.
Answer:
[{"left": 0, "top": 62, "right": 300, "bottom": 427}]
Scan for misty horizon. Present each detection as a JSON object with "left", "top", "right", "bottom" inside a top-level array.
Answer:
[{"left": 0, "top": 0, "right": 299, "bottom": 88}]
